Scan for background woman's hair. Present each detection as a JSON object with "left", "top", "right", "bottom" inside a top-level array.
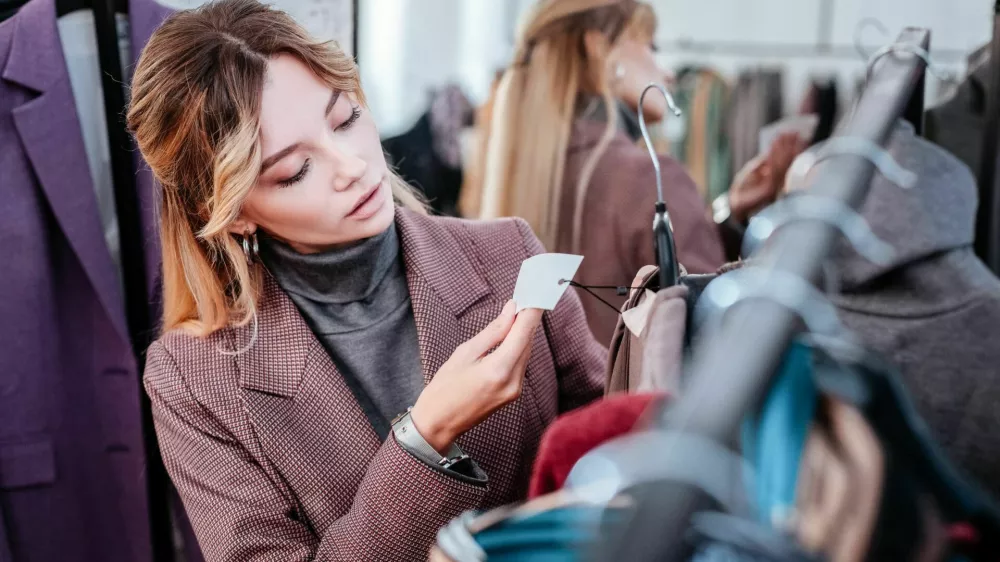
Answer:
[
  {"left": 623, "top": 1, "right": 656, "bottom": 43},
  {"left": 128, "top": 0, "right": 425, "bottom": 337},
  {"left": 476, "top": 0, "right": 637, "bottom": 250}
]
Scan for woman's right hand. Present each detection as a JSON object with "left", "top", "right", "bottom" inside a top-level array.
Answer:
[
  {"left": 728, "top": 131, "right": 806, "bottom": 222},
  {"left": 409, "top": 301, "right": 544, "bottom": 453}
]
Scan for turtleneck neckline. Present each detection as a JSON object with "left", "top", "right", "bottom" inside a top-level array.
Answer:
[{"left": 258, "top": 221, "right": 400, "bottom": 305}]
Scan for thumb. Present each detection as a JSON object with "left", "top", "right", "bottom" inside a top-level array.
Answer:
[
  {"left": 460, "top": 300, "right": 517, "bottom": 359},
  {"left": 494, "top": 308, "right": 543, "bottom": 366}
]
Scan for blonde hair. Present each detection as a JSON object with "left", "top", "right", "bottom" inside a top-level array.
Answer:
[
  {"left": 478, "top": 0, "right": 637, "bottom": 250},
  {"left": 128, "top": 0, "right": 425, "bottom": 337},
  {"left": 623, "top": 1, "right": 656, "bottom": 43}
]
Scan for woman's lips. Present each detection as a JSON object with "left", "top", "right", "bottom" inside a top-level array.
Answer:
[{"left": 346, "top": 179, "right": 385, "bottom": 219}]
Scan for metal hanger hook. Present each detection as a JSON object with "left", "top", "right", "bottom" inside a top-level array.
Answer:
[
  {"left": 693, "top": 267, "right": 848, "bottom": 340},
  {"left": 853, "top": 17, "right": 890, "bottom": 61},
  {"left": 742, "top": 194, "right": 895, "bottom": 265},
  {"left": 806, "top": 136, "right": 918, "bottom": 189},
  {"left": 638, "top": 82, "right": 683, "bottom": 202},
  {"left": 866, "top": 42, "right": 947, "bottom": 82}
]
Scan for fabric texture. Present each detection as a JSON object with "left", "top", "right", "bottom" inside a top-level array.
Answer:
[
  {"left": 0, "top": 0, "right": 186, "bottom": 560},
  {"left": 528, "top": 393, "right": 664, "bottom": 498},
  {"left": 258, "top": 221, "right": 422, "bottom": 437},
  {"left": 383, "top": 86, "right": 473, "bottom": 217},
  {"left": 606, "top": 278, "right": 689, "bottom": 396},
  {"left": 145, "top": 208, "right": 606, "bottom": 562},
  {"left": 728, "top": 70, "right": 783, "bottom": 174},
  {"left": 672, "top": 68, "right": 732, "bottom": 204},
  {"left": 383, "top": 113, "right": 463, "bottom": 217},
  {"left": 925, "top": 45, "right": 1000, "bottom": 271},
  {"left": 428, "top": 84, "right": 474, "bottom": 169},
  {"left": 821, "top": 122, "right": 1000, "bottom": 499},
  {"left": 558, "top": 117, "right": 725, "bottom": 345}
]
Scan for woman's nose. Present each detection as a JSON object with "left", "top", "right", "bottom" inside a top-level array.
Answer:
[{"left": 330, "top": 145, "right": 368, "bottom": 191}]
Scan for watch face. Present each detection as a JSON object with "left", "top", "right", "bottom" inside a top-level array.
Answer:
[{"left": 712, "top": 195, "right": 731, "bottom": 224}]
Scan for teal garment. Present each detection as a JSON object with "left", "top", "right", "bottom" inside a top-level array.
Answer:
[
  {"left": 472, "top": 506, "right": 625, "bottom": 561},
  {"left": 741, "top": 340, "right": 817, "bottom": 529}
]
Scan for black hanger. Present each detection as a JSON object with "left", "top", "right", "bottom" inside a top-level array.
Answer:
[{"left": 637, "top": 82, "right": 683, "bottom": 289}]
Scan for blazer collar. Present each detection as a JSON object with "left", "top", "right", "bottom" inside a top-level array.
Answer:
[
  {"left": 2, "top": 0, "right": 170, "bottom": 92},
  {"left": 236, "top": 207, "right": 493, "bottom": 397}
]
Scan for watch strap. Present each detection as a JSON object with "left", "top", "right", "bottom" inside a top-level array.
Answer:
[{"left": 392, "top": 409, "right": 469, "bottom": 470}]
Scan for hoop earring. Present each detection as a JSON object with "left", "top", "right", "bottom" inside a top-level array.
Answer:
[{"left": 242, "top": 229, "right": 259, "bottom": 265}]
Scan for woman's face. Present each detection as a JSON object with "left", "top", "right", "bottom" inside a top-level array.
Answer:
[
  {"left": 232, "top": 54, "right": 394, "bottom": 254},
  {"left": 609, "top": 36, "right": 673, "bottom": 121}
]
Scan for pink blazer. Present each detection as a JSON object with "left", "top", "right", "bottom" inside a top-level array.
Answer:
[{"left": 144, "top": 209, "right": 606, "bottom": 561}]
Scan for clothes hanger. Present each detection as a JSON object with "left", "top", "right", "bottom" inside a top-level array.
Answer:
[
  {"left": 685, "top": 265, "right": 1000, "bottom": 560},
  {"left": 692, "top": 263, "right": 1000, "bottom": 560},
  {"left": 637, "top": 82, "right": 683, "bottom": 289}
]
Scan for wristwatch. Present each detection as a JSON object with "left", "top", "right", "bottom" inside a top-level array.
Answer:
[
  {"left": 391, "top": 408, "right": 470, "bottom": 470},
  {"left": 712, "top": 193, "right": 732, "bottom": 225}
]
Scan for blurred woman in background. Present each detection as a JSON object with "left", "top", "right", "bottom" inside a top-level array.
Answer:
[{"left": 475, "top": 0, "right": 725, "bottom": 344}]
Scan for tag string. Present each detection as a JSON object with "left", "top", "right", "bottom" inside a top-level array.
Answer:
[{"left": 559, "top": 279, "right": 644, "bottom": 315}]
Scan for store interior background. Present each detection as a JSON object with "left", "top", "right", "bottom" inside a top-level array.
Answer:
[{"left": 353, "top": 0, "right": 993, "bottom": 138}]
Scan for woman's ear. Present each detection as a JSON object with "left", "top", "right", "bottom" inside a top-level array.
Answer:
[{"left": 227, "top": 217, "right": 257, "bottom": 237}]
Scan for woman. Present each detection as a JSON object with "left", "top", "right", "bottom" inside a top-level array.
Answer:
[
  {"left": 478, "top": 0, "right": 725, "bottom": 345},
  {"left": 127, "top": 1, "right": 605, "bottom": 560}
]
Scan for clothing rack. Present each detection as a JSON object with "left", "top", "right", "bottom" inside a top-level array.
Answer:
[
  {"left": 597, "top": 27, "right": 932, "bottom": 562},
  {"left": 976, "top": 0, "right": 1000, "bottom": 274},
  {"left": 656, "top": 37, "right": 966, "bottom": 64}
]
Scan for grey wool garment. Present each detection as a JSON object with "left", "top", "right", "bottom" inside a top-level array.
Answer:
[
  {"left": 258, "top": 221, "right": 423, "bottom": 439},
  {"left": 807, "top": 121, "right": 1000, "bottom": 499}
]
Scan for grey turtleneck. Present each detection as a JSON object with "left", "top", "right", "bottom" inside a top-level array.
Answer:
[{"left": 259, "top": 222, "right": 423, "bottom": 439}]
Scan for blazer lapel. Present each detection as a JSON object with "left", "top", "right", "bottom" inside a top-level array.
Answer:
[
  {"left": 233, "top": 211, "right": 494, "bottom": 474},
  {"left": 4, "top": 0, "right": 129, "bottom": 344},
  {"left": 395, "top": 209, "right": 493, "bottom": 383},
  {"left": 236, "top": 210, "right": 494, "bottom": 396}
]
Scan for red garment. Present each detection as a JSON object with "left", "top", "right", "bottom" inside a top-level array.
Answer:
[{"left": 528, "top": 393, "right": 668, "bottom": 498}]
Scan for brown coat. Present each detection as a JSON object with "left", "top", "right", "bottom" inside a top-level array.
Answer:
[
  {"left": 557, "top": 119, "right": 725, "bottom": 345},
  {"left": 144, "top": 209, "right": 605, "bottom": 561}
]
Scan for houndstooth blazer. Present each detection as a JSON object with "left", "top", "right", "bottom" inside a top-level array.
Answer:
[{"left": 144, "top": 208, "right": 606, "bottom": 561}]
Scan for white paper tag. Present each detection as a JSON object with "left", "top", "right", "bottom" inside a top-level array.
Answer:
[{"left": 513, "top": 253, "right": 584, "bottom": 313}]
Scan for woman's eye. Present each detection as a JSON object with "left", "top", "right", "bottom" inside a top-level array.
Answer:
[
  {"left": 338, "top": 106, "right": 362, "bottom": 131},
  {"left": 277, "top": 158, "right": 311, "bottom": 188}
]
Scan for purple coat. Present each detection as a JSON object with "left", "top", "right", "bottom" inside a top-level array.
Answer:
[{"left": 0, "top": 0, "right": 176, "bottom": 559}]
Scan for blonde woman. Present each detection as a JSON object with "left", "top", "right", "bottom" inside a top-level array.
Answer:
[
  {"left": 480, "top": 0, "right": 725, "bottom": 345},
  {"left": 127, "top": 0, "right": 605, "bottom": 559}
]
